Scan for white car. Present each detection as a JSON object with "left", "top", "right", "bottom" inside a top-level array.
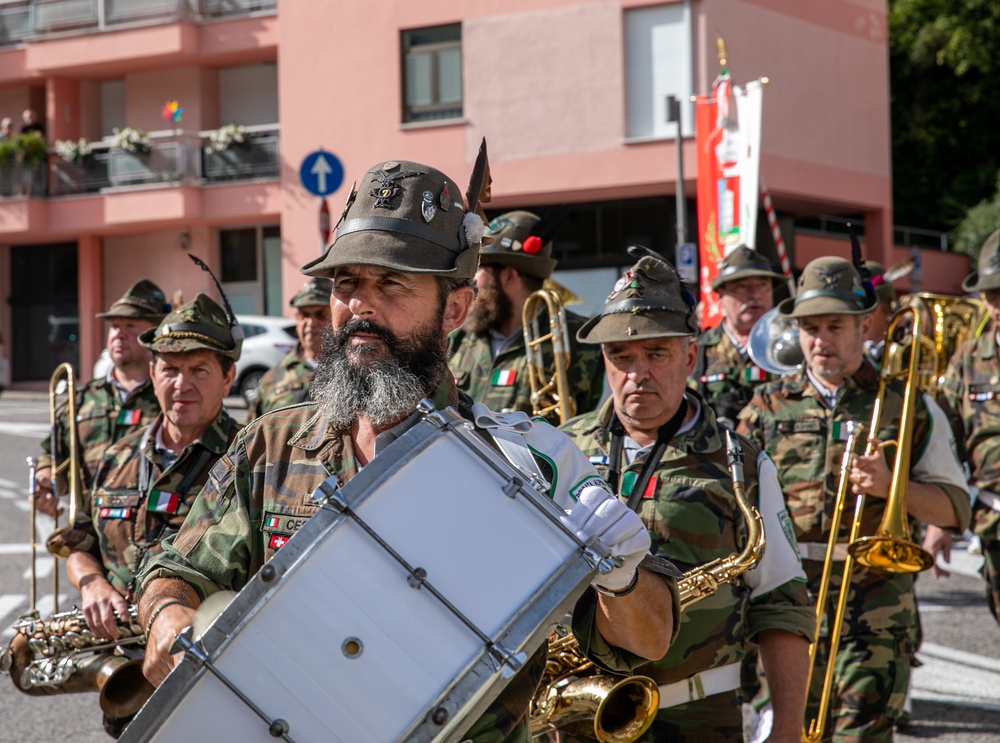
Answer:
[{"left": 92, "top": 314, "right": 298, "bottom": 406}]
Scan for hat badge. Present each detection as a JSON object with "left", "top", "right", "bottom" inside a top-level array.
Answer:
[
  {"left": 421, "top": 190, "right": 437, "bottom": 223},
  {"left": 367, "top": 168, "right": 423, "bottom": 209},
  {"left": 819, "top": 266, "right": 846, "bottom": 288}
]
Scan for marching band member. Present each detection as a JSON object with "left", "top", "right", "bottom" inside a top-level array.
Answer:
[
  {"left": 447, "top": 209, "right": 604, "bottom": 422},
  {"left": 860, "top": 260, "right": 896, "bottom": 366},
  {"left": 940, "top": 230, "right": 1000, "bottom": 629},
  {"left": 33, "top": 281, "right": 166, "bottom": 518},
  {"left": 246, "top": 278, "right": 332, "bottom": 419},
  {"left": 737, "top": 256, "right": 969, "bottom": 741},
  {"left": 691, "top": 246, "right": 786, "bottom": 428},
  {"left": 562, "top": 255, "right": 813, "bottom": 742},
  {"left": 54, "top": 295, "right": 242, "bottom": 737},
  {"left": 133, "top": 155, "right": 680, "bottom": 743}
]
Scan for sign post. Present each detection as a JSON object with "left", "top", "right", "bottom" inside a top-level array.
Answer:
[{"left": 300, "top": 150, "right": 344, "bottom": 254}]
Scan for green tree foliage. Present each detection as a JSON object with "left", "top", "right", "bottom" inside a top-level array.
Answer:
[
  {"left": 890, "top": 0, "right": 1000, "bottom": 235},
  {"left": 953, "top": 174, "right": 1000, "bottom": 260}
]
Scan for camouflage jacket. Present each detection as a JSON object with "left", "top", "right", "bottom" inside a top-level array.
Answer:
[
  {"left": 137, "top": 378, "right": 665, "bottom": 743},
  {"left": 63, "top": 409, "right": 240, "bottom": 598},
  {"left": 560, "top": 392, "right": 813, "bottom": 688},
  {"left": 247, "top": 346, "right": 315, "bottom": 420},
  {"left": 737, "top": 361, "right": 970, "bottom": 635},
  {"left": 447, "top": 308, "right": 604, "bottom": 423},
  {"left": 690, "top": 324, "right": 777, "bottom": 425},
  {"left": 37, "top": 375, "right": 160, "bottom": 498}
]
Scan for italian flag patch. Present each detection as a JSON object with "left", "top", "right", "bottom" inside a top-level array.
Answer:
[
  {"left": 264, "top": 516, "right": 281, "bottom": 529},
  {"left": 620, "top": 472, "right": 658, "bottom": 499},
  {"left": 830, "top": 421, "right": 856, "bottom": 441},
  {"left": 744, "top": 366, "right": 766, "bottom": 382},
  {"left": 491, "top": 370, "right": 517, "bottom": 387},
  {"left": 117, "top": 409, "right": 142, "bottom": 425},
  {"left": 148, "top": 490, "right": 179, "bottom": 513}
]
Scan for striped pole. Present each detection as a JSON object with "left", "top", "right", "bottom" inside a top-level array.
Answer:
[{"left": 760, "top": 175, "right": 796, "bottom": 296}]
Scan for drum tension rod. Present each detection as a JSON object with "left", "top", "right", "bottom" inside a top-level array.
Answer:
[
  {"left": 170, "top": 626, "right": 296, "bottom": 742},
  {"left": 319, "top": 495, "right": 527, "bottom": 678}
]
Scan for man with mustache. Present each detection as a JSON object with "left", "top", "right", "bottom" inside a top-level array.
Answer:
[
  {"left": 560, "top": 254, "right": 813, "bottom": 742},
  {"left": 692, "top": 246, "right": 787, "bottom": 428},
  {"left": 448, "top": 209, "right": 604, "bottom": 422},
  {"left": 133, "top": 158, "right": 679, "bottom": 742},
  {"left": 33, "top": 280, "right": 167, "bottom": 518},
  {"left": 736, "top": 256, "right": 969, "bottom": 741},
  {"left": 51, "top": 294, "right": 242, "bottom": 737},
  {"left": 247, "top": 278, "right": 331, "bottom": 419}
]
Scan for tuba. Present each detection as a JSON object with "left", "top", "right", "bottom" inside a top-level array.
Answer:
[
  {"left": 530, "top": 432, "right": 766, "bottom": 741},
  {"left": 1, "top": 605, "right": 153, "bottom": 719},
  {"left": 885, "top": 292, "right": 989, "bottom": 391},
  {"left": 802, "top": 305, "right": 934, "bottom": 743},
  {"left": 747, "top": 307, "right": 804, "bottom": 376},
  {"left": 522, "top": 280, "right": 581, "bottom": 424}
]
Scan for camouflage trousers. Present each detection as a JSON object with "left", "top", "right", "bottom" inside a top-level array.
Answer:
[
  {"left": 972, "top": 503, "right": 1000, "bottom": 629},
  {"left": 805, "top": 628, "right": 914, "bottom": 743}
]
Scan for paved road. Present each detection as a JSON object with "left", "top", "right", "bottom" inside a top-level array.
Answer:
[{"left": 1, "top": 391, "right": 998, "bottom": 741}]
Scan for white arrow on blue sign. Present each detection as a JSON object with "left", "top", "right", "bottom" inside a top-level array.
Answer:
[{"left": 299, "top": 150, "right": 344, "bottom": 197}]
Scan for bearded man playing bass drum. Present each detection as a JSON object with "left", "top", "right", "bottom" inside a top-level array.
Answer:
[
  {"left": 133, "top": 153, "right": 680, "bottom": 743},
  {"left": 560, "top": 253, "right": 813, "bottom": 742},
  {"left": 736, "top": 256, "right": 970, "bottom": 742}
]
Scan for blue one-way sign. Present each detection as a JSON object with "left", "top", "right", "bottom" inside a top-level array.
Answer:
[{"left": 299, "top": 150, "right": 344, "bottom": 197}]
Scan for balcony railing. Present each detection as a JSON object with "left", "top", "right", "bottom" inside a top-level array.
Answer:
[
  {"left": 0, "top": 161, "right": 47, "bottom": 197},
  {"left": 47, "top": 124, "right": 279, "bottom": 195},
  {"left": 0, "top": 0, "right": 275, "bottom": 44}
]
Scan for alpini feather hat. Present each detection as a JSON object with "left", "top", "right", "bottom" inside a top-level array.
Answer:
[{"left": 302, "top": 140, "right": 492, "bottom": 280}]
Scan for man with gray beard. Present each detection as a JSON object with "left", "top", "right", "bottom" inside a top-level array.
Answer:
[{"left": 133, "top": 156, "right": 680, "bottom": 743}]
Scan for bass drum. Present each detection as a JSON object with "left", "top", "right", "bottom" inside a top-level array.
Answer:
[{"left": 120, "top": 403, "right": 605, "bottom": 743}]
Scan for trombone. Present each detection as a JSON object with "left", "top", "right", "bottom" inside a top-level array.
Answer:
[
  {"left": 523, "top": 281, "right": 579, "bottom": 424},
  {"left": 802, "top": 305, "right": 934, "bottom": 742},
  {"left": 43, "top": 363, "right": 86, "bottom": 566}
]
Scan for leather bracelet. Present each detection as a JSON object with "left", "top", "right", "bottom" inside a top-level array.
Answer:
[
  {"left": 593, "top": 568, "right": 640, "bottom": 598},
  {"left": 145, "top": 599, "right": 188, "bottom": 637}
]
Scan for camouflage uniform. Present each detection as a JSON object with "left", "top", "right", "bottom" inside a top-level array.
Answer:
[
  {"left": 247, "top": 347, "right": 314, "bottom": 419},
  {"left": 562, "top": 393, "right": 813, "bottom": 742},
  {"left": 57, "top": 409, "right": 240, "bottom": 598},
  {"left": 737, "top": 361, "right": 970, "bottom": 741},
  {"left": 137, "top": 380, "right": 672, "bottom": 743},
  {"left": 692, "top": 325, "right": 777, "bottom": 426},
  {"left": 447, "top": 309, "right": 604, "bottom": 420}
]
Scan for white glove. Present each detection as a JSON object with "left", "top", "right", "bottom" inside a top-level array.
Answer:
[{"left": 562, "top": 486, "right": 650, "bottom": 592}]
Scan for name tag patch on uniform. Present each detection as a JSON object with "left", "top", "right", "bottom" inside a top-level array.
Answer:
[
  {"left": 700, "top": 373, "right": 726, "bottom": 383},
  {"left": 491, "top": 370, "right": 517, "bottom": 387},
  {"left": 95, "top": 494, "right": 140, "bottom": 508},
  {"left": 148, "top": 490, "right": 180, "bottom": 513},
  {"left": 99, "top": 507, "right": 132, "bottom": 519},
  {"left": 777, "top": 419, "right": 822, "bottom": 434},
  {"left": 261, "top": 511, "right": 311, "bottom": 538},
  {"left": 117, "top": 409, "right": 142, "bottom": 425},
  {"left": 744, "top": 366, "right": 766, "bottom": 382}
]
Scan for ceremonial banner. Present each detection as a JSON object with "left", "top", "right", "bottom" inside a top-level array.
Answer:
[
  {"left": 694, "top": 72, "right": 728, "bottom": 329},
  {"left": 734, "top": 80, "right": 763, "bottom": 250}
]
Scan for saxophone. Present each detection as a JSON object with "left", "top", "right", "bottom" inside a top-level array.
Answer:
[
  {"left": 530, "top": 431, "right": 766, "bottom": 742},
  {"left": 0, "top": 604, "right": 154, "bottom": 719}
]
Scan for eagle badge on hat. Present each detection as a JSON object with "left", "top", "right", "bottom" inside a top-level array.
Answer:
[
  {"left": 367, "top": 168, "right": 424, "bottom": 209},
  {"left": 819, "top": 265, "right": 846, "bottom": 288}
]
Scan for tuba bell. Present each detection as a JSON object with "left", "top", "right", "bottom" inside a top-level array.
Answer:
[{"left": 747, "top": 307, "right": 803, "bottom": 376}]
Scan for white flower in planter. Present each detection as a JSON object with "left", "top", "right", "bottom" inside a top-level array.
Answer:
[
  {"left": 54, "top": 138, "right": 94, "bottom": 165},
  {"left": 206, "top": 123, "right": 248, "bottom": 154},
  {"left": 111, "top": 126, "right": 151, "bottom": 156}
]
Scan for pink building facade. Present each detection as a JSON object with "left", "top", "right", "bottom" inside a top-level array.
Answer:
[{"left": 0, "top": 0, "right": 971, "bottom": 384}]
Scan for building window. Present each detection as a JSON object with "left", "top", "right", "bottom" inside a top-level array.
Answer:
[{"left": 402, "top": 24, "right": 462, "bottom": 123}]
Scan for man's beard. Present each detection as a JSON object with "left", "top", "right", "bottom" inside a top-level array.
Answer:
[
  {"left": 311, "top": 315, "right": 447, "bottom": 429},
  {"left": 463, "top": 271, "right": 513, "bottom": 335}
]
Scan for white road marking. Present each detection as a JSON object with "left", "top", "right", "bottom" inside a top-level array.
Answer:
[
  {"left": 0, "top": 422, "right": 50, "bottom": 438},
  {"left": 910, "top": 643, "right": 1000, "bottom": 709}
]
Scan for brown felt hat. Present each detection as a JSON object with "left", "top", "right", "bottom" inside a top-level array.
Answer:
[
  {"left": 962, "top": 229, "right": 1000, "bottom": 292},
  {"left": 290, "top": 278, "right": 332, "bottom": 308},
  {"left": 777, "top": 257, "right": 876, "bottom": 318},
  {"left": 577, "top": 256, "right": 698, "bottom": 344},
  {"left": 96, "top": 280, "right": 169, "bottom": 321},
  {"left": 479, "top": 210, "right": 558, "bottom": 279},
  {"left": 140, "top": 293, "right": 242, "bottom": 360},
  {"left": 711, "top": 245, "right": 786, "bottom": 291},
  {"left": 301, "top": 159, "right": 485, "bottom": 280}
]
